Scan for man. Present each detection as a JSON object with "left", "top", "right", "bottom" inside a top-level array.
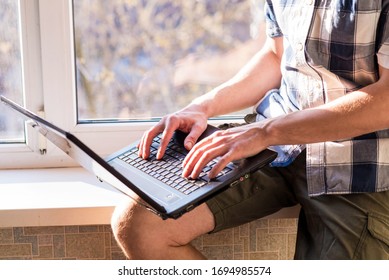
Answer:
[{"left": 111, "top": 0, "right": 389, "bottom": 259}]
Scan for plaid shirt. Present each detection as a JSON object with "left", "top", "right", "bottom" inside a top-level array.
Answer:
[{"left": 261, "top": 0, "right": 389, "bottom": 196}]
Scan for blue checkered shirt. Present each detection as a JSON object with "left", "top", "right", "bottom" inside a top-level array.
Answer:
[{"left": 259, "top": 0, "right": 389, "bottom": 196}]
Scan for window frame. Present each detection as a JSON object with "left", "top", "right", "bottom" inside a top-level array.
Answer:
[
  {"left": 1, "top": 0, "right": 244, "bottom": 169},
  {"left": 0, "top": 0, "right": 44, "bottom": 168}
]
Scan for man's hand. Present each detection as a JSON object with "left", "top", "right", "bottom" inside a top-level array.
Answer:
[
  {"left": 137, "top": 104, "right": 208, "bottom": 160},
  {"left": 182, "top": 122, "right": 269, "bottom": 179}
]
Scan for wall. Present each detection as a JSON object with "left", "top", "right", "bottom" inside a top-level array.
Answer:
[{"left": 0, "top": 218, "right": 297, "bottom": 260}]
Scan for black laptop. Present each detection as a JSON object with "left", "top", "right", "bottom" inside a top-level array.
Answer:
[{"left": 1, "top": 95, "right": 277, "bottom": 219}]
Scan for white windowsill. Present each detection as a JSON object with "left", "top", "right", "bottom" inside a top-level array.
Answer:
[
  {"left": 0, "top": 167, "right": 300, "bottom": 228},
  {"left": 0, "top": 167, "right": 128, "bottom": 227}
]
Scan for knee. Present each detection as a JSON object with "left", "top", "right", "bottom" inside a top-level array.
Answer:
[
  {"left": 111, "top": 200, "right": 215, "bottom": 259},
  {"left": 110, "top": 199, "right": 167, "bottom": 259},
  {"left": 110, "top": 200, "right": 145, "bottom": 257}
]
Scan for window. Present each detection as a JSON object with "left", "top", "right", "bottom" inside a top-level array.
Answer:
[
  {"left": 0, "top": 0, "right": 24, "bottom": 143},
  {"left": 73, "top": 0, "right": 262, "bottom": 122},
  {"left": 0, "top": 0, "right": 265, "bottom": 169},
  {"left": 0, "top": 0, "right": 46, "bottom": 169}
]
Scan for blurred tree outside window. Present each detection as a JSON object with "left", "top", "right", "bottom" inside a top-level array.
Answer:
[
  {"left": 74, "top": 0, "right": 266, "bottom": 122},
  {"left": 0, "top": 0, "right": 25, "bottom": 143}
]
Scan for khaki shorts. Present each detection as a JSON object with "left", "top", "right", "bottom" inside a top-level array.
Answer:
[{"left": 206, "top": 151, "right": 389, "bottom": 259}]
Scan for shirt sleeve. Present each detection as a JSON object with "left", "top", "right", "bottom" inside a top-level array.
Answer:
[
  {"left": 377, "top": 5, "right": 389, "bottom": 69},
  {"left": 264, "top": 0, "right": 283, "bottom": 38}
]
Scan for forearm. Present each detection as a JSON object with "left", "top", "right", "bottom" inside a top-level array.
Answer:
[
  {"left": 189, "top": 37, "right": 283, "bottom": 118},
  {"left": 264, "top": 69, "right": 389, "bottom": 146}
]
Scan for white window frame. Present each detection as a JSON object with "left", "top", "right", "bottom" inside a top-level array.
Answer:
[
  {"left": 1, "top": 0, "right": 241, "bottom": 169},
  {"left": 0, "top": 0, "right": 44, "bottom": 168},
  {"left": 39, "top": 0, "right": 152, "bottom": 158},
  {"left": 1, "top": 0, "right": 157, "bottom": 169}
]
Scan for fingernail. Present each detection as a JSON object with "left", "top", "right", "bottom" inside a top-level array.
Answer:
[{"left": 185, "top": 141, "right": 193, "bottom": 150}]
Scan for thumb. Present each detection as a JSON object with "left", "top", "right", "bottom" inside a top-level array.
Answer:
[{"left": 184, "top": 126, "right": 204, "bottom": 150}]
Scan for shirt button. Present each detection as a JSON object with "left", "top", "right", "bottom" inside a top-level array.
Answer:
[
  {"left": 306, "top": 0, "right": 313, "bottom": 5},
  {"left": 296, "top": 42, "right": 304, "bottom": 51}
]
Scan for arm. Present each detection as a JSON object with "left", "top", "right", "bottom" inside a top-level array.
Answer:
[
  {"left": 192, "top": 36, "right": 283, "bottom": 118},
  {"left": 138, "top": 36, "right": 284, "bottom": 159},
  {"left": 265, "top": 65, "right": 389, "bottom": 146},
  {"left": 183, "top": 65, "right": 389, "bottom": 179}
]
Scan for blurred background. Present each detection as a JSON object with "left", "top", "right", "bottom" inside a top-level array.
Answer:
[
  {"left": 1, "top": 0, "right": 266, "bottom": 143},
  {"left": 0, "top": 0, "right": 24, "bottom": 143}
]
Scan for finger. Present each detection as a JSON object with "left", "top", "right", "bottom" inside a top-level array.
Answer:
[
  {"left": 208, "top": 151, "right": 235, "bottom": 179},
  {"left": 182, "top": 146, "right": 210, "bottom": 178},
  {"left": 182, "top": 135, "right": 213, "bottom": 167},
  {"left": 183, "top": 142, "right": 228, "bottom": 179},
  {"left": 157, "top": 127, "right": 175, "bottom": 159},
  {"left": 191, "top": 145, "right": 231, "bottom": 179},
  {"left": 138, "top": 124, "right": 164, "bottom": 159},
  {"left": 183, "top": 123, "right": 207, "bottom": 150},
  {"left": 183, "top": 129, "right": 222, "bottom": 163},
  {"left": 155, "top": 115, "right": 182, "bottom": 159}
]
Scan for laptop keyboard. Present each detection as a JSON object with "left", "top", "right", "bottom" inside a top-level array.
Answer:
[{"left": 118, "top": 134, "right": 234, "bottom": 195}]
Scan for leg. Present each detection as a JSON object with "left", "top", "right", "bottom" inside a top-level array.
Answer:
[
  {"left": 294, "top": 189, "right": 389, "bottom": 259},
  {"left": 287, "top": 152, "right": 389, "bottom": 259},
  {"left": 111, "top": 198, "right": 215, "bottom": 259}
]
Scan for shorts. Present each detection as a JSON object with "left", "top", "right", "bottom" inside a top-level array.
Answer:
[{"left": 205, "top": 151, "right": 389, "bottom": 259}]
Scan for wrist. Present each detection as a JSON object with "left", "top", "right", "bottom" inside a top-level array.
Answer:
[
  {"left": 257, "top": 117, "right": 280, "bottom": 148},
  {"left": 189, "top": 95, "right": 215, "bottom": 118}
]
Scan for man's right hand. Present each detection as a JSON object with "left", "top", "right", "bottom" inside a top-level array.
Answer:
[{"left": 137, "top": 104, "right": 208, "bottom": 160}]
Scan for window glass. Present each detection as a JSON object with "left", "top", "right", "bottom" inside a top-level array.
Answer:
[
  {"left": 73, "top": 0, "right": 264, "bottom": 122},
  {"left": 0, "top": 0, "right": 25, "bottom": 143}
]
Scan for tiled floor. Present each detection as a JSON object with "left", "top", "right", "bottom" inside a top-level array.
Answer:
[{"left": 0, "top": 218, "right": 297, "bottom": 260}]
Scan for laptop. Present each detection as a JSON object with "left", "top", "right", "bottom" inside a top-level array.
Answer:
[{"left": 0, "top": 95, "right": 277, "bottom": 219}]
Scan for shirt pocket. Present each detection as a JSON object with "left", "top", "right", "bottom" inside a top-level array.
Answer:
[{"left": 318, "top": 2, "right": 380, "bottom": 60}]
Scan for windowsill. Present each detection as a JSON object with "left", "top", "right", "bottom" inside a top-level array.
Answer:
[
  {"left": 0, "top": 167, "right": 300, "bottom": 227},
  {"left": 0, "top": 167, "right": 128, "bottom": 227}
]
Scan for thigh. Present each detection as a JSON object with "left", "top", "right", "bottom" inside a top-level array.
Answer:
[
  {"left": 294, "top": 188, "right": 389, "bottom": 259},
  {"left": 206, "top": 161, "right": 300, "bottom": 233}
]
